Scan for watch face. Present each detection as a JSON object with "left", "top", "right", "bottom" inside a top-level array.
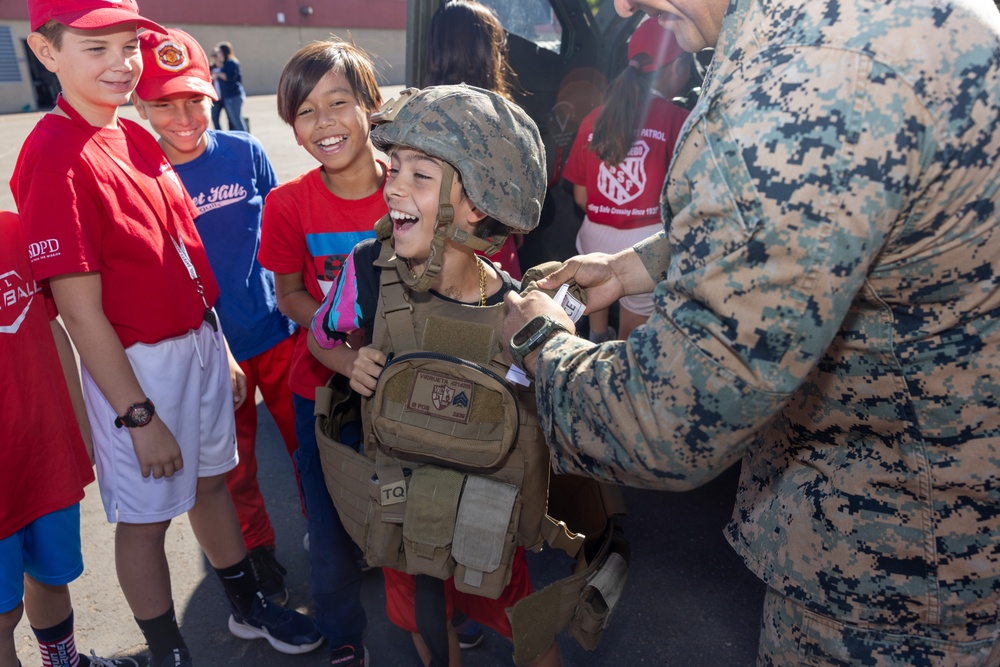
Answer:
[
  {"left": 128, "top": 403, "right": 153, "bottom": 426},
  {"left": 512, "top": 316, "right": 548, "bottom": 347},
  {"left": 132, "top": 407, "right": 151, "bottom": 423}
]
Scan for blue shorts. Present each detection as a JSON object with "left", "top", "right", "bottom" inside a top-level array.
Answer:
[{"left": 0, "top": 504, "right": 83, "bottom": 614}]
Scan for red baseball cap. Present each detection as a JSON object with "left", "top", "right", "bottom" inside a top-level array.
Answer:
[
  {"left": 135, "top": 28, "right": 218, "bottom": 102},
  {"left": 29, "top": 0, "right": 165, "bottom": 33},
  {"left": 628, "top": 17, "right": 685, "bottom": 74}
]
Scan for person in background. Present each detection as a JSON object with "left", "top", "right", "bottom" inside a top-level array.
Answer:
[
  {"left": 132, "top": 27, "right": 301, "bottom": 606},
  {"left": 503, "top": 0, "right": 1000, "bottom": 664},
  {"left": 212, "top": 41, "right": 246, "bottom": 132},
  {"left": 563, "top": 17, "right": 690, "bottom": 342},
  {"left": 424, "top": 0, "right": 524, "bottom": 281},
  {"left": 208, "top": 47, "right": 225, "bottom": 131}
]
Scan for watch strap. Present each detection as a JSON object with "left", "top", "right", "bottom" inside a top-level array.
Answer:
[{"left": 509, "top": 315, "right": 569, "bottom": 372}]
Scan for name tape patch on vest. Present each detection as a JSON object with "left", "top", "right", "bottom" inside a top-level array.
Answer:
[{"left": 408, "top": 370, "right": 473, "bottom": 423}]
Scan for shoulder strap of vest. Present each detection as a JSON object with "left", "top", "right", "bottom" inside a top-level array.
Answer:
[{"left": 374, "top": 240, "right": 419, "bottom": 353}]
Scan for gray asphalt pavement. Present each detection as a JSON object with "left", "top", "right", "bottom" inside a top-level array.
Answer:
[{"left": 3, "top": 93, "right": 765, "bottom": 666}]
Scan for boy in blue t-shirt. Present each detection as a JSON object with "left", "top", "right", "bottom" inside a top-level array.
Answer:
[{"left": 132, "top": 27, "right": 300, "bottom": 606}]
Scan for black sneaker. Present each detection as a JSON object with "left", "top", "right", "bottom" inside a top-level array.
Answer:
[
  {"left": 80, "top": 651, "right": 152, "bottom": 667},
  {"left": 249, "top": 544, "right": 289, "bottom": 605},
  {"left": 156, "top": 649, "right": 192, "bottom": 667},
  {"left": 452, "top": 611, "right": 485, "bottom": 649},
  {"left": 228, "top": 593, "right": 324, "bottom": 655},
  {"left": 330, "top": 644, "right": 368, "bottom": 667}
]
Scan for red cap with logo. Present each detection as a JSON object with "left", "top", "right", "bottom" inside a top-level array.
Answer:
[
  {"left": 135, "top": 28, "right": 218, "bottom": 102},
  {"left": 627, "top": 17, "right": 685, "bottom": 74},
  {"left": 29, "top": 0, "right": 166, "bottom": 33}
]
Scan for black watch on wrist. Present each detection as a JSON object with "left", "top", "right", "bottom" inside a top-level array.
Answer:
[
  {"left": 114, "top": 399, "right": 156, "bottom": 429},
  {"left": 509, "top": 314, "right": 570, "bottom": 373}
]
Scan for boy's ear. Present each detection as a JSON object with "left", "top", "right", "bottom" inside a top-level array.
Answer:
[
  {"left": 26, "top": 33, "right": 58, "bottom": 74},
  {"left": 467, "top": 205, "right": 488, "bottom": 226}
]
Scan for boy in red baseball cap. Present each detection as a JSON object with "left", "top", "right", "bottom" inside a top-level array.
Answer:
[
  {"left": 28, "top": 0, "right": 165, "bottom": 33},
  {"left": 12, "top": 2, "right": 322, "bottom": 666},
  {"left": 132, "top": 27, "right": 302, "bottom": 610}
]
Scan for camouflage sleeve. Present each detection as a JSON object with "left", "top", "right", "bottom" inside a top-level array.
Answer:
[
  {"left": 535, "top": 45, "right": 937, "bottom": 489},
  {"left": 633, "top": 229, "right": 669, "bottom": 283}
]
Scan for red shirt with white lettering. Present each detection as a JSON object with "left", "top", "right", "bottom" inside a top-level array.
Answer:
[
  {"left": 0, "top": 211, "right": 94, "bottom": 540},
  {"left": 11, "top": 102, "right": 218, "bottom": 349},
  {"left": 563, "top": 95, "right": 689, "bottom": 229}
]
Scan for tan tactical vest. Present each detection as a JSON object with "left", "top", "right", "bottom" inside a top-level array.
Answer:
[{"left": 316, "top": 243, "right": 629, "bottom": 665}]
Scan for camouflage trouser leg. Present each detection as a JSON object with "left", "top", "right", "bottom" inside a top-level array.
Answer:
[{"left": 757, "top": 587, "right": 1000, "bottom": 667}]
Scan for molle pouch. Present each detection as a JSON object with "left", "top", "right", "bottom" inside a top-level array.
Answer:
[
  {"left": 569, "top": 522, "right": 631, "bottom": 650},
  {"left": 370, "top": 352, "right": 520, "bottom": 470},
  {"left": 452, "top": 475, "right": 520, "bottom": 600},
  {"left": 364, "top": 458, "right": 409, "bottom": 570},
  {"left": 401, "top": 466, "right": 464, "bottom": 580}
]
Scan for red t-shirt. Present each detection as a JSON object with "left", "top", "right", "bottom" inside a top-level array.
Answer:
[
  {"left": 11, "top": 104, "right": 219, "bottom": 348},
  {"left": 563, "top": 95, "right": 689, "bottom": 229},
  {"left": 258, "top": 166, "right": 387, "bottom": 398},
  {"left": 0, "top": 211, "right": 94, "bottom": 540}
]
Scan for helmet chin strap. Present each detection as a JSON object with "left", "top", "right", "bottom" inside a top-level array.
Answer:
[
  {"left": 393, "top": 162, "right": 506, "bottom": 291},
  {"left": 392, "top": 162, "right": 455, "bottom": 292}
]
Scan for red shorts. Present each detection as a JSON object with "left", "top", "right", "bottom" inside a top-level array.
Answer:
[{"left": 384, "top": 547, "right": 532, "bottom": 638}]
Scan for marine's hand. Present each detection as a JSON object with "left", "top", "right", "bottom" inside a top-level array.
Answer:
[
  {"left": 131, "top": 417, "right": 184, "bottom": 479},
  {"left": 502, "top": 290, "right": 576, "bottom": 373},
  {"left": 537, "top": 249, "right": 652, "bottom": 312},
  {"left": 350, "top": 345, "right": 387, "bottom": 397}
]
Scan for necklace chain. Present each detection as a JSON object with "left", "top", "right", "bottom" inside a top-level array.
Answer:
[
  {"left": 405, "top": 256, "right": 487, "bottom": 305},
  {"left": 477, "top": 257, "right": 487, "bottom": 306}
]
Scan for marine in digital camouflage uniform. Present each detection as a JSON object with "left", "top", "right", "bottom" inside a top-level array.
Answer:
[{"left": 503, "top": 0, "right": 1000, "bottom": 664}]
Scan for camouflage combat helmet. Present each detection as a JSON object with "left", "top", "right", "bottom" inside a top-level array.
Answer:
[{"left": 370, "top": 85, "right": 545, "bottom": 290}]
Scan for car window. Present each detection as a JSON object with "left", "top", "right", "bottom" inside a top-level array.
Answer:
[{"left": 478, "top": 0, "right": 563, "bottom": 52}]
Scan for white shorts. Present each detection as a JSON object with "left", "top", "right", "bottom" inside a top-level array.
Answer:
[
  {"left": 82, "top": 320, "right": 238, "bottom": 524},
  {"left": 576, "top": 216, "right": 661, "bottom": 316}
]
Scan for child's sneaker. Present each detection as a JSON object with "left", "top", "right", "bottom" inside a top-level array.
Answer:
[
  {"left": 228, "top": 593, "right": 324, "bottom": 655},
  {"left": 330, "top": 644, "right": 368, "bottom": 667},
  {"left": 81, "top": 651, "right": 152, "bottom": 667},
  {"left": 249, "top": 544, "right": 289, "bottom": 604},
  {"left": 451, "top": 611, "right": 485, "bottom": 649},
  {"left": 155, "top": 649, "right": 192, "bottom": 667}
]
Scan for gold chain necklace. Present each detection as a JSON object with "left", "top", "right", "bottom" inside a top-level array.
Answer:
[{"left": 477, "top": 257, "right": 487, "bottom": 306}]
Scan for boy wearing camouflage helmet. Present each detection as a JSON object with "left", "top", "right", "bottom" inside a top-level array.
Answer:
[{"left": 307, "top": 84, "right": 563, "bottom": 667}]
